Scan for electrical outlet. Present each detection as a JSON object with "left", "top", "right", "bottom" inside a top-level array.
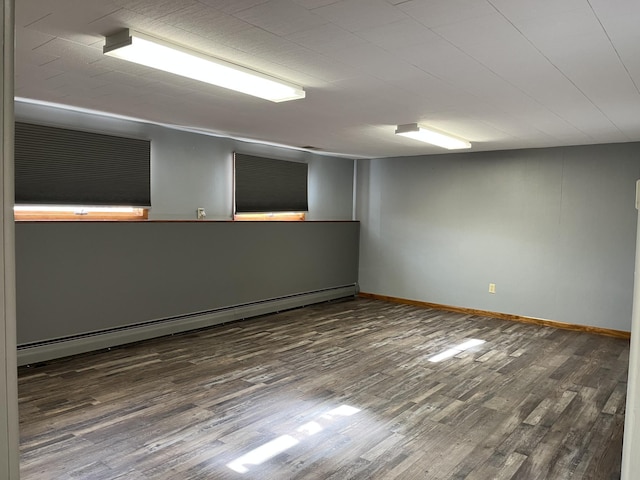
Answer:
[
  {"left": 489, "top": 283, "right": 496, "bottom": 294},
  {"left": 197, "top": 207, "right": 206, "bottom": 219}
]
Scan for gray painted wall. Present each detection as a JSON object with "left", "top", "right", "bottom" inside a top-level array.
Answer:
[
  {"left": 12, "top": 101, "right": 358, "bottom": 350},
  {"left": 356, "top": 143, "right": 640, "bottom": 331},
  {"left": 15, "top": 100, "right": 355, "bottom": 221},
  {"left": 16, "top": 221, "right": 359, "bottom": 345}
]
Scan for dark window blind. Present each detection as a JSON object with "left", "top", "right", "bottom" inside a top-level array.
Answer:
[
  {"left": 235, "top": 153, "right": 308, "bottom": 213},
  {"left": 15, "top": 122, "right": 151, "bottom": 206}
]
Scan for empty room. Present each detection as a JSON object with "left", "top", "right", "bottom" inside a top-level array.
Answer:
[{"left": 1, "top": 0, "right": 640, "bottom": 479}]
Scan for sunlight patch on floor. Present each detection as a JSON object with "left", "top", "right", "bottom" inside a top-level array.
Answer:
[
  {"left": 427, "top": 339, "right": 486, "bottom": 363},
  {"left": 227, "top": 404, "right": 361, "bottom": 474}
]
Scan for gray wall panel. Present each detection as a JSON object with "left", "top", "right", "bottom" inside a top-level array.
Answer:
[
  {"left": 15, "top": 101, "right": 354, "bottom": 221},
  {"left": 150, "top": 127, "right": 233, "bottom": 220},
  {"left": 356, "top": 143, "right": 640, "bottom": 331},
  {"left": 16, "top": 221, "right": 359, "bottom": 344}
]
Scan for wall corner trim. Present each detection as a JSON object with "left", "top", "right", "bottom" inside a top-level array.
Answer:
[{"left": 359, "top": 292, "right": 631, "bottom": 340}]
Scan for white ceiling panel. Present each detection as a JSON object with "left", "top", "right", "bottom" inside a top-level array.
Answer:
[
  {"left": 14, "top": 64, "right": 65, "bottom": 91},
  {"left": 312, "top": 0, "right": 407, "bottom": 32},
  {"left": 111, "top": 0, "right": 199, "bottom": 18},
  {"left": 293, "top": 0, "right": 339, "bottom": 8},
  {"left": 275, "top": 51, "right": 357, "bottom": 85},
  {"left": 12, "top": 0, "right": 640, "bottom": 158},
  {"left": 213, "top": 27, "right": 303, "bottom": 63},
  {"left": 15, "top": 28, "right": 56, "bottom": 52},
  {"left": 357, "top": 17, "right": 439, "bottom": 50},
  {"left": 325, "top": 43, "right": 410, "bottom": 76},
  {"left": 376, "top": 66, "right": 475, "bottom": 109},
  {"left": 31, "top": 37, "right": 102, "bottom": 62},
  {"left": 397, "top": 0, "right": 496, "bottom": 29},
  {"left": 16, "top": 46, "right": 59, "bottom": 69},
  {"left": 154, "top": 5, "right": 253, "bottom": 39},
  {"left": 231, "top": 0, "right": 327, "bottom": 36},
  {"left": 505, "top": 6, "right": 640, "bottom": 137},
  {"left": 432, "top": 12, "right": 535, "bottom": 60},
  {"left": 196, "top": 0, "right": 270, "bottom": 15},
  {"left": 488, "top": 0, "right": 586, "bottom": 23},
  {"left": 427, "top": 11, "right": 620, "bottom": 135},
  {"left": 285, "top": 23, "right": 368, "bottom": 54},
  {"left": 91, "top": 70, "right": 157, "bottom": 89}
]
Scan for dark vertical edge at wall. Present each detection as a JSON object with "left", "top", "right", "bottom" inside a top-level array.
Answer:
[
  {"left": 1, "top": 0, "right": 20, "bottom": 476},
  {"left": 622, "top": 181, "right": 640, "bottom": 477}
]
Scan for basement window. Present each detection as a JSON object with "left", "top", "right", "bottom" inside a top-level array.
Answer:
[
  {"left": 14, "top": 123, "right": 151, "bottom": 219},
  {"left": 13, "top": 205, "right": 149, "bottom": 221},
  {"left": 234, "top": 153, "right": 308, "bottom": 221}
]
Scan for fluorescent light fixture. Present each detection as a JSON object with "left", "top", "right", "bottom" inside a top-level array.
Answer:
[
  {"left": 103, "top": 29, "right": 305, "bottom": 103},
  {"left": 395, "top": 123, "right": 471, "bottom": 150}
]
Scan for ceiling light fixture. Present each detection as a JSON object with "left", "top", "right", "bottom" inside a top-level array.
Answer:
[
  {"left": 395, "top": 123, "right": 471, "bottom": 150},
  {"left": 103, "top": 29, "right": 305, "bottom": 103}
]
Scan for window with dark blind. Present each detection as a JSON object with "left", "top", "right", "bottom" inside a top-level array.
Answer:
[
  {"left": 234, "top": 153, "right": 308, "bottom": 214},
  {"left": 15, "top": 122, "right": 151, "bottom": 207}
]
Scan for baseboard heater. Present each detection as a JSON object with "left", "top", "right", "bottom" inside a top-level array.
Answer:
[{"left": 17, "top": 284, "right": 357, "bottom": 366}]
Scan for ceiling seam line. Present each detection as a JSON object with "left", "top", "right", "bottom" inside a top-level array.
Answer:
[
  {"left": 348, "top": 10, "right": 565, "bottom": 142},
  {"left": 485, "top": 0, "right": 625, "bottom": 139},
  {"left": 406, "top": 16, "right": 591, "bottom": 140},
  {"left": 585, "top": 0, "right": 640, "bottom": 96}
]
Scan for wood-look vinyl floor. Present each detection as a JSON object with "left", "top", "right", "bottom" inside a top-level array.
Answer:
[{"left": 18, "top": 298, "right": 629, "bottom": 479}]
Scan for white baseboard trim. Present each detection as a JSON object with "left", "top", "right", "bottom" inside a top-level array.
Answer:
[{"left": 17, "top": 285, "right": 356, "bottom": 366}]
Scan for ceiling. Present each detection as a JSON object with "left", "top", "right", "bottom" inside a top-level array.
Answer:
[{"left": 14, "top": 0, "right": 640, "bottom": 159}]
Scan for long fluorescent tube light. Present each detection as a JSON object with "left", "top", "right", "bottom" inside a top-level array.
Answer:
[
  {"left": 395, "top": 123, "right": 471, "bottom": 150},
  {"left": 103, "top": 29, "right": 305, "bottom": 103}
]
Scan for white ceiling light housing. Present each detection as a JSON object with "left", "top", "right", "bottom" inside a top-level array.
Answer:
[
  {"left": 103, "top": 29, "right": 305, "bottom": 103},
  {"left": 395, "top": 123, "right": 471, "bottom": 150}
]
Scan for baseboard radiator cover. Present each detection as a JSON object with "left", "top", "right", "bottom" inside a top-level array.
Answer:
[{"left": 17, "top": 285, "right": 357, "bottom": 366}]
